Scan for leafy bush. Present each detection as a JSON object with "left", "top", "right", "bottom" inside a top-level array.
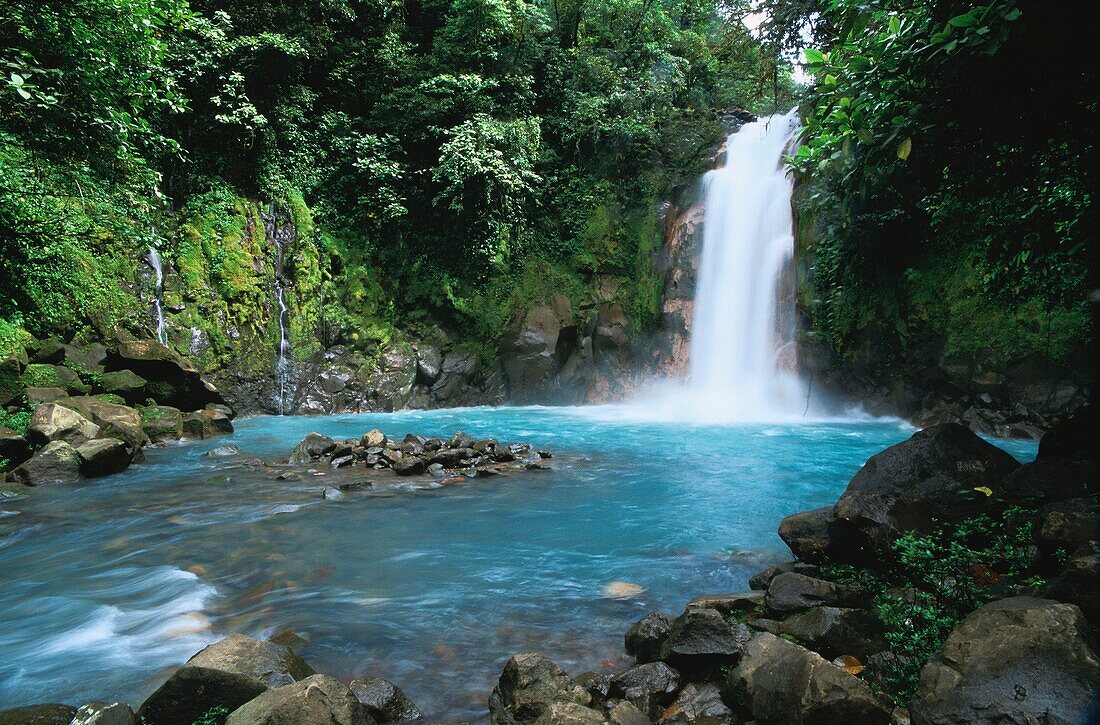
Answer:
[{"left": 191, "top": 705, "right": 230, "bottom": 725}]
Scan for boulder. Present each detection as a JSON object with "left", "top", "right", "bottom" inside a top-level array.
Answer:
[
  {"left": 909, "top": 597, "right": 1100, "bottom": 725},
  {"left": 1043, "top": 547, "right": 1099, "bottom": 622},
  {"left": 181, "top": 411, "right": 205, "bottom": 439},
  {"left": 830, "top": 424, "right": 1019, "bottom": 566},
  {"left": 0, "top": 426, "right": 30, "bottom": 468},
  {"left": 392, "top": 456, "right": 426, "bottom": 476},
  {"left": 489, "top": 653, "right": 591, "bottom": 725},
  {"left": 778, "top": 507, "right": 835, "bottom": 564},
  {"left": 609, "top": 662, "right": 680, "bottom": 719},
  {"left": 999, "top": 459, "right": 1095, "bottom": 506},
  {"left": 140, "top": 404, "right": 183, "bottom": 442},
  {"left": 60, "top": 342, "right": 106, "bottom": 373},
  {"left": 59, "top": 397, "right": 147, "bottom": 449},
  {"left": 504, "top": 305, "right": 564, "bottom": 397},
  {"left": 362, "top": 429, "right": 387, "bottom": 447},
  {"left": 137, "top": 633, "right": 316, "bottom": 725},
  {"left": 415, "top": 346, "right": 442, "bottom": 385},
  {"left": 24, "top": 386, "right": 68, "bottom": 405},
  {"left": 748, "top": 561, "right": 820, "bottom": 591},
  {"left": 22, "top": 363, "right": 87, "bottom": 394},
  {"left": 70, "top": 701, "right": 136, "bottom": 724},
  {"left": 13, "top": 441, "right": 82, "bottom": 485},
  {"left": 27, "top": 403, "right": 100, "bottom": 446},
  {"left": 290, "top": 433, "right": 338, "bottom": 464},
  {"left": 775, "top": 607, "right": 886, "bottom": 660},
  {"left": 99, "top": 370, "right": 147, "bottom": 403},
  {"left": 1036, "top": 404, "right": 1095, "bottom": 462},
  {"left": 29, "top": 338, "right": 65, "bottom": 364},
  {"left": 659, "top": 607, "right": 752, "bottom": 678},
  {"left": 106, "top": 340, "right": 224, "bottom": 410},
  {"left": 686, "top": 591, "right": 764, "bottom": 617},
  {"left": 201, "top": 407, "right": 234, "bottom": 437},
  {"left": 76, "top": 438, "right": 132, "bottom": 477},
  {"left": 533, "top": 702, "right": 607, "bottom": 725},
  {"left": 658, "top": 683, "right": 732, "bottom": 723},
  {"left": 349, "top": 677, "right": 421, "bottom": 722},
  {"left": 764, "top": 573, "right": 869, "bottom": 616},
  {"left": 625, "top": 611, "right": 674, "bottom": 661},
  {"left": 226, "top": 674, "right": 371, "bottom": 725},
  {"left": 1036, "top": 498, "right": 1097, "bottom": 557},
  {"left": 0, "top": 355, "right": 23, "bottom": 406},
  {"left": 608, "top": 701, "right": 651, "bottom": 725},
  {"left": 0, "top": 704, "right": 77, "bottom": 724},
  {"left": 725, "top": 632, "right": 892, "bottom": 724}
]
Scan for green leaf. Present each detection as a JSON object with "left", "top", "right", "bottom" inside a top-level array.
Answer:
[
  {"left": 803, "top": 48, "right": 826, "bottom": 66},
  {"left": 949, "top": 13, "right": 978, "bottom": 28},
  {"left": 888, "top": 16, "right": 901, "bottom": 34},
  {"left": 897, "top": 137, "right": 912, "bottom": 160}
]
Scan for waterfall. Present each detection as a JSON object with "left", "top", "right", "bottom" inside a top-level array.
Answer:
[
  {"left": 685, "top": 110, "right": 809, "bottom": 421},
  {"left": 266, "top": 204, "right": 294, "bottom": 415},
  {"left": 147, "top": 242, "right": 169, "bottom": 346}
]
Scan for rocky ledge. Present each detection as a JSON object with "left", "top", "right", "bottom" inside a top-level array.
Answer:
[{"left": 2, "top": 337, "right": 235, "bottom": 494}]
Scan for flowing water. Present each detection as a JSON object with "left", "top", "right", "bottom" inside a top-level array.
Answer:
[
  {"left": 147, "top": 245, "right": 169, "bottom": 346},
  {"left": 266, "top": 204, "right": 294, "bottom": 415},
  {"left": 0, "top": 408, "right": 1036, "bottom": 718},
  {"left": 686, "top": 110, "right": 808, "bottom": 421}
]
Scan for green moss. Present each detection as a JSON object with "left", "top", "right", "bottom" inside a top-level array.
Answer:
[
  {"left": 21, "top": 363, "right": 62, "bottom": 388},
  {"left": 0, "top": 319, "right": 32, "bottom": 358}
]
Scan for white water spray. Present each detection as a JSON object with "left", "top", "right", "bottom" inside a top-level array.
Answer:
[
  {"left": 267, "top": 204, "right": 294, "bottom": 415},
  {"left": 148, "top": 243, "right": 169, "bottom": 346},
  {"left": 683, "top": 110, "right": 809, "bottom": 421}
]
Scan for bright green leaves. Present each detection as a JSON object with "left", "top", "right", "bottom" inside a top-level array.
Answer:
[{"left": 931, "top": 1, "right": 1021, "bottom": 56}]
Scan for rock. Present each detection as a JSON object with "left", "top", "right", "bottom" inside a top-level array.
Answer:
[
  {"left": 778, "top": 507, "right": 835, "bottom": 565},
  {"left": 999, "top": 459, "right": 1095, "bottom": 506},
  {"left": 489, "top": 653, "right": 591, "bottom": 725},
  {"left": 13, "top": 441, "right": 82, "bottom": 485},
  {"left": 533, "top": 702, "right": 607, "bottom": 725},
  {"left": 201, "top": 407, "right": 234, "bottom": 437},
  {"left": 137, "top": 633, "right": 316, "bottom": 725},
  {"left": 1036, "top": 498, "right": 1097, "bottom": 557},
  {"left": 625, "top": 612, "right": 673, "bottom": 664},
  {"left": 226, "top": 674, "right": 371, "bottom": 725},
  {"left": 362, "top": 429, "right": 387, "bottom": 448},
  {"left": 909, "top": 597, "right": 1100, "bottom": 725},
  {"left": 59, "top": 397, "right": 148, "bottom": 449},
  {"left": 61, "top": 342, "right": 107, "bottom": 375},
  {"left": 831, "top": 424, "right": 1019, "bottom": 566},
  {"left": 290, "top": 433, "right": 338, "bottom": 464},
  {"left": 764, "top": 573, "right": 870, "bottom": 616},
  {"left": 30, "top": 338, "right": 65, "bottom": 364},
  {"left": 208, "top": 444, "right": 240, "bottom": 457},
  {"left": 76, "top": 438, "right": 132, "bottom": 477},
  {"left": 22, "top": 363, "right": 87, "bottom": 394},
  {"left": 0, "top": 426, "right": 30, "bottom": 468},
  {"left": 0, "top": 704, "right": 77, "bottom": 724},
  {"left": 416, "top": 346, "right": 442, "bottom": 385},
  {"left": 726, "top": 632, "right": 892, "bottom": 724},
  {"left": 70, "top": 701, "right": 136, "bottom": 724},
  {"left": 504, "top": 305, "right": 565, "bottom": 398},
  {"left": 27, "top": 403, "right": 100, "bottom": 446},
  {"left": 775, "top": 607, "right": 886, "bottom": 660},
  {"left": 0, "top": 355, "right": 23, "bottom": 406},
  {"left": 686, "top": 591, "right": 764, "bottom": 617},
  {"left": 106, "top": 340, "right": 224, "bottom": 410},
  {"left": 658, "top": 607, "right": 752, "bottom": 678},
  {"left": 393, "top": 456, "right": 426, "bottom": 476},
  {"left": 349, "top": 677, "right": 422, "bottom": 722},
  {"left": 1037, "top": 404, "right": 1095, "bottom": 462},
  {"left": 181, "top": 411, "right": 205, "bottom": 439},
  {"left": 609, "top": 662, "right": 680, "bottom": 719},
  {"left": 608, "top": 701, "right": 651, "bottom": 725},
  {"left": 574, "top": 672, "right": 612, "bottom": 701},
  {"left": 141, "top": 404, "right": 183, "bottom": 442},
  {"left": 1043, "top": 548, "right": 1099, "bottom": 622},
  {"left": 603, "top": 581, "right": 644, "bottom": 598},
  {"left": 23, "top": 386, "right": 68, "bottom": 405},
  {"left": 99, "top": 370, "right": 147, "bottom": 403},
  {"left": 748, "top": 561, "right": 820, "bottom": 591},
  {"left": 658, "top": 683, "right": 732, "bottom": 723}
]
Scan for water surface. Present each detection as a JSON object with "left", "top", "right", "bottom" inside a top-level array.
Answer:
[{"left": 0, "top": 407, "right": 1036, "bottom": 718}]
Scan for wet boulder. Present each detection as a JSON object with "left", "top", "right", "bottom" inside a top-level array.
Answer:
[
  {"left": 59, "top": 397, "right": 147, "bottom": 449},
  {"left": 608, "top": 662, "right": 680, "bottom": 719},
  {"left": 76, "top": 438, "right": 132, "bottom": 477},
  {"left": 349, "top": 677, "right": 422, "bottom": 722},
  {"left": 290, "top": 433, "right": 338, "bottom": 464},
  {"left": 999, "top": 458, "right": 1095, "bottom": 506},
  {"left": 686, "top": 591, "right": 764, "bottom": 618},
  {"left": 27, "top": 403, "right": 99, "bottom": 446},
  {"left": 608, "top": 701, "right": 650, "bottom": 725},
  {"left": 0, "top": 704, "right": 77, "bottom": 724},
  {"left": 775, "top": 607, "right": 886, "bottom": 660},
  {"left": 13, "top": 441, "right": 82, "bottom": 485},
  {"left": 181, "top": 411, "right": 206, "bottom": 439},
  {"left": 659, "top": 607, "right": 752, "bottom": 678},
  {"left": 489, "top": 653, "right": 591, "bottom": 725},
  {"left": 659, "top": 683, "right": 733, "bottom": 723},
  {"left": 830, "top": 424, "right": 1019, "bottom": 566},
  {"left": 533, "top": 702, "right": 607, "bottom": 725},
  {"left": 226, "top": 674, "right": 371, "bottom": 725},
  {"left": 200, "top": 407, "right": 234, "bottom": 437},
  {"left": 778, "top": 507, "right": 835, "bottom": 565},
  {"left": 137, "top": 633, "right": 316, "bottom": 725},
  {"left": 909, "top": 597, "right": 1100, "bottom": 725},
  {"left": 392, "top": 455, "right": 426, "bottom": 476},
  {"left": 106, "top": 340, "right": 224, "bottom": 410},
  {"left": 764, "top": 573, "right": 870, "bottom": 616},
  {"left": 70, "top": 701, "right": 136, "bottom": 724},
  {"left": 748, "top": 561, "right": 820, "bottom": 591},
  {"left": 140, "top": 404, "right": 183, "bottom": 442}
]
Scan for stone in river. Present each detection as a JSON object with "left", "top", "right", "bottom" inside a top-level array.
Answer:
[
  {"left": 226, "top": 674, "right": 370, "bottom": 725},
  {"left": 603, "top": 581, "right": 644, "bottom": 599},
  {"left": 349, "top": 677, "right": 423, "bottom": 722}
]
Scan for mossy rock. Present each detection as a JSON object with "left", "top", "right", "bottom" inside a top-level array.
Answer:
[
  {"left": 21, "top": 364, "right": 88, "bottom": 394},
  {"left": 0, "top": 479, "right": 34, "bottom": 500},
  {"left": 140, "top": 404, "right": 183, "bottom": 442},
  {"left": 30, "top": 338, "right": 65, "bottom": 364},
  {"left": 25, "top": 387, "right": 68, "bottom": 406},
  {"left": 101, "top": 369, "right": 148, "bottom": 402},
  {"left": 94, "top": 393, "right": 128, "bottom": 405},
  {"left": 0, "top": 356, "right": 23, "bottom": 407}
]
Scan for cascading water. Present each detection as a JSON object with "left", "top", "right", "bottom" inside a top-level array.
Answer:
[
  {"left": 266, "top": 204, "right": 294, "bottom": 415},
  {"left": 684, "top": 109, "right": 810, "bottom": 421},
  {"left": 147, "top": 241, "right": 169, "bottom": 346}
]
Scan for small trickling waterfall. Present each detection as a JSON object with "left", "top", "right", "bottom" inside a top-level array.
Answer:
[
  {"left": 685, "top": 110, "right": 809, "bottom": 420},
  {"left": 147, "top": 242, "right": 169, "bottom": 346},
  {"left": 265, "top": 204, "right": 294, "bottom": 415}
]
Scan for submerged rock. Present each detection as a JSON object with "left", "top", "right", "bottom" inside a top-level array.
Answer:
[{"left": 909, "top": 597, "right": 1100, "bottom": 725}]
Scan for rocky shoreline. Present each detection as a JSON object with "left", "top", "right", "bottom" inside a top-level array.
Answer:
[{"left": 4, "top": 409, "right": 1094, "bottom": 725}]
